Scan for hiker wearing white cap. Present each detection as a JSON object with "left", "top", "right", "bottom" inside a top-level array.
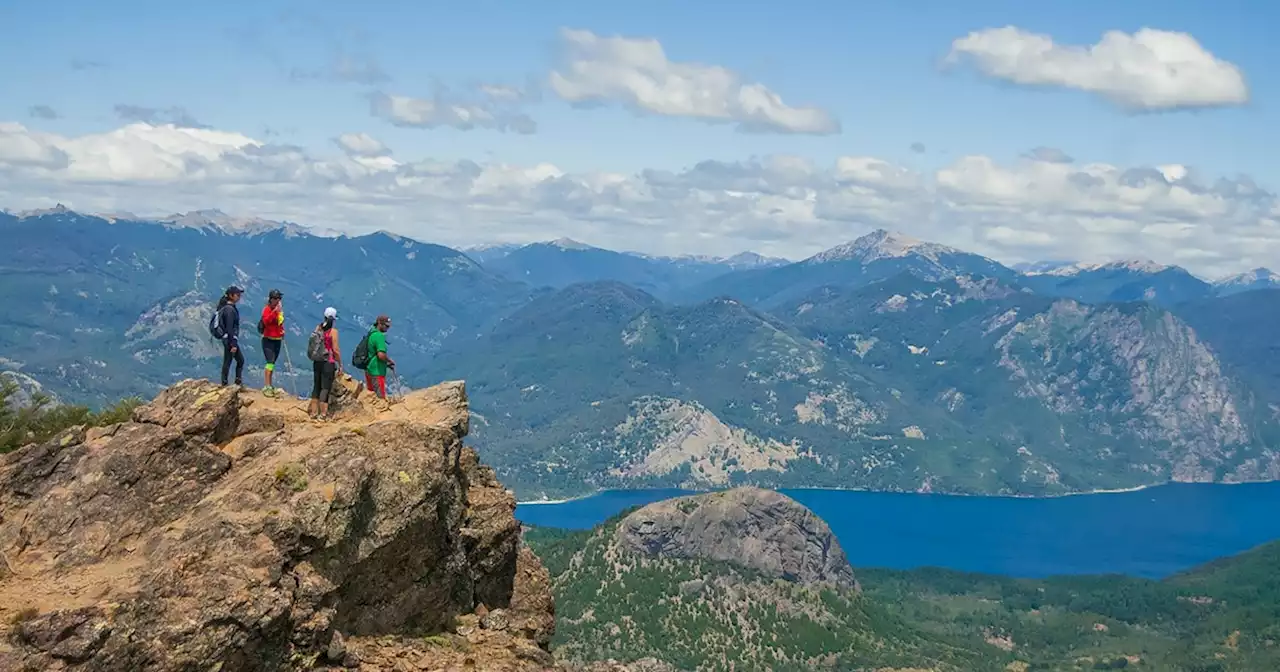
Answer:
[{"left": 306, "top": 306, "right": 342, "bottom": 420}]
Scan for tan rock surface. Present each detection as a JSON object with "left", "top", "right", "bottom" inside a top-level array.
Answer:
[{"left": 0, "top": 378, "right": 553, "bottom": 671}]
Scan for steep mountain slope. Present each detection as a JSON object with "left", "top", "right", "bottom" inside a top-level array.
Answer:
[
  {"left": 1021, "top": 260, "right": 1214, "bottom": 306},
  {"left": 0, "top": 209, "right": 531, "bottom": 405},
  {"left": 1174, "top": 289, "right": 1280, "bottom": 415},
  {"left": 681, "top": 229, "right": 1019, "bottom": 308},
  {"left": 529, "top": 495, "right": 1280, "bottom": 672},
  {"left": 781, "top": 272, "right": 1275, "bottom": 486}
]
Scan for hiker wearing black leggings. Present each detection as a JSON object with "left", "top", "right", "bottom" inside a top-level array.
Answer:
[
  {"left": 309, "top": 307, "right": 341, "bottom": 419},
  {"left": 216, "top": 286, "right": 245, "bottom": 386}
]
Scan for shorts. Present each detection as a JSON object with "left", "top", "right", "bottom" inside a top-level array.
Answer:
[{"left": 262, "top": 337, "right": 282, "bottom": 369}]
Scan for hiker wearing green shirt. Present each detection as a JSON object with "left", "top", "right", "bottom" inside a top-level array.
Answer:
[{"left": 363, "top": 314, "right": 394, "bottom": 399}]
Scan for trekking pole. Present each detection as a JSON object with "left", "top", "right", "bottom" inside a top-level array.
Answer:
[
  {"left": 281, "top": 340, "right": 299, "bottom": 398},
  {"left": 391, "top": 368, "right": 404, "bottom": 401}
]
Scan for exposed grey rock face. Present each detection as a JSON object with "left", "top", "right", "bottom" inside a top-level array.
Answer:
[
  {"left": 616, "top": 487, "right": 858, "bottom": 590},
  {"left": 994, "top": 300, "right": 1252, "bottom": 482}
]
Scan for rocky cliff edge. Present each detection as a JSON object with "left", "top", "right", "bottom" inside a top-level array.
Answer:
[{"left": 0, "top": 379, "right": 556, "bottom": 671}]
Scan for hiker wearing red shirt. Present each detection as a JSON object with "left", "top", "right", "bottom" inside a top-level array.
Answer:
[{"left": 260, "top": 289, "right": 285, "bottom": 397}]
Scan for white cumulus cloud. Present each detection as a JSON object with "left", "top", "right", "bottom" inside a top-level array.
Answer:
[
  {"left": 946, "top": 26, "right": 1249, "bottom": 111},
  {"left": 1, "top": 120, "right": 1276, "bottom": 278},
  {"left": 333, "top": 132, "right": 390, "bottom": 158},
  {"left": 369, "top": 90, "right": 537, "bottom": 134},
  {"left": 549, "top": 28, "right": 839, "bottom": 135}
]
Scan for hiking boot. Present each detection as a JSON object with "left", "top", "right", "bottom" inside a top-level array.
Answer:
[{"left": 262, "top": 386, "right": 276, "bottom": 398}]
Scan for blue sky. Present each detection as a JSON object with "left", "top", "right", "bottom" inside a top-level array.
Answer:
[
  {"left": 5, "top": 0, "right": 1274, "bottom": 174},
  {"left": 1, "top": 0, "right": 1277, "bottom": 275}
]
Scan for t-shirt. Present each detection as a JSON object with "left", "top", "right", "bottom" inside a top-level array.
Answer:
[
  {"left": 365, "top": 329, "right": 389, "bottom": 376},
  {"left": 261, "top": 306, "right": 285, "bottom": 339}
]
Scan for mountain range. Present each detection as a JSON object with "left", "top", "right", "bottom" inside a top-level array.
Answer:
[{"left": 3, "top": 204, "right": 1280, "bottom": 500}]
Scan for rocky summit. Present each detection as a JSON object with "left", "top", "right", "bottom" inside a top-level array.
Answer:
[
  {"left": 617, "top": 487, "right": 858, "bottom": 590},
  {"left": 0, "top": 378, "right": 559, "bottom": 671}
]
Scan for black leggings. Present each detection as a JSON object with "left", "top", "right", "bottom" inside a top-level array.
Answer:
[
  {"left": 261, "top": 337, "right": 281, "bottom": 366},
  {"left": 311, "top": 360, "right": 336, "bottom": 402},
  {"left": 221, "top": 342, "right": 245, "bottom": 384}
]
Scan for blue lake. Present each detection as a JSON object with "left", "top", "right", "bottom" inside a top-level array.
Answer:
[{"left": 515, "top": 482, "right": 1280, "bottom": 579}]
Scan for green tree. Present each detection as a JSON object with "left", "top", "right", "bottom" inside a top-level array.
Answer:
[{"left": 0, "top": 379, "right": 142, "bottom": 454}]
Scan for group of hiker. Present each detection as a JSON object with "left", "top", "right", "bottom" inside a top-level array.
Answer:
[{"left": 210, "top": 285, "right": 396, "bottom": 419}]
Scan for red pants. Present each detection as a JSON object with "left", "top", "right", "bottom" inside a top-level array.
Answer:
[{"left": 364, "top": 373, "right": 387, "bottom": 398}]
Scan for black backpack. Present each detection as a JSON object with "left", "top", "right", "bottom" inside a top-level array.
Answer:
[
  {"left": 256, "top": 316, "right": 266, "bottom": 335},
  {"left": 208, "top": 308, "right": 225, "bottom": 340},
  {"left": 351, "top": 327, "right": 374, "bottom": 370}
]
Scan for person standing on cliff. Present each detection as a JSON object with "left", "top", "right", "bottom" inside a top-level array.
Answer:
[
  {"left": 217, "top": 286, "right": 244, "bottom": 387},
  {"left": 364, "top": 314, "right": 395, "bottom": 400},
  {"left": 259, "top": 288, "right": 285, "bottom": 397},
  {"left": 308, "top": 307, "right": 342, "bottom": 420}
]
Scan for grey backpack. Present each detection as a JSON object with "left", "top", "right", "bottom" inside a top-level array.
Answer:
[{"left": 306, "top": 327, "right": 328, "bottom": 362}]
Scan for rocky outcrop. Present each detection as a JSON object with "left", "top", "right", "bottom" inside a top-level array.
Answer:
[
  {"left": 0, "top": 378, "right": 555, "bottom": 671},
  {"left": 616, "top": 487, "right": 858, "bottom": 590}
]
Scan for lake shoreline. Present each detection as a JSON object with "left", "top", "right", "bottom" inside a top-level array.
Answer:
[
  {"left": 515, "top": 480, "right": 1280, "bottom": 580},
  {"left": 514, "top": 479, "right": 1225, "bottom": 506}
]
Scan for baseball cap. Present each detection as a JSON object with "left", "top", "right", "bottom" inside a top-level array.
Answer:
[
  {"left": 226, "top": 285, "right": 243, "bottom": 296},
  {"left": 323, "top": 306, "right": 338, "bottom": 319}
]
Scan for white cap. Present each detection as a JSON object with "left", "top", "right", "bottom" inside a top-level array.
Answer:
[{"left": 323, "top": 306, "right": 337, "bottom": 319}]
